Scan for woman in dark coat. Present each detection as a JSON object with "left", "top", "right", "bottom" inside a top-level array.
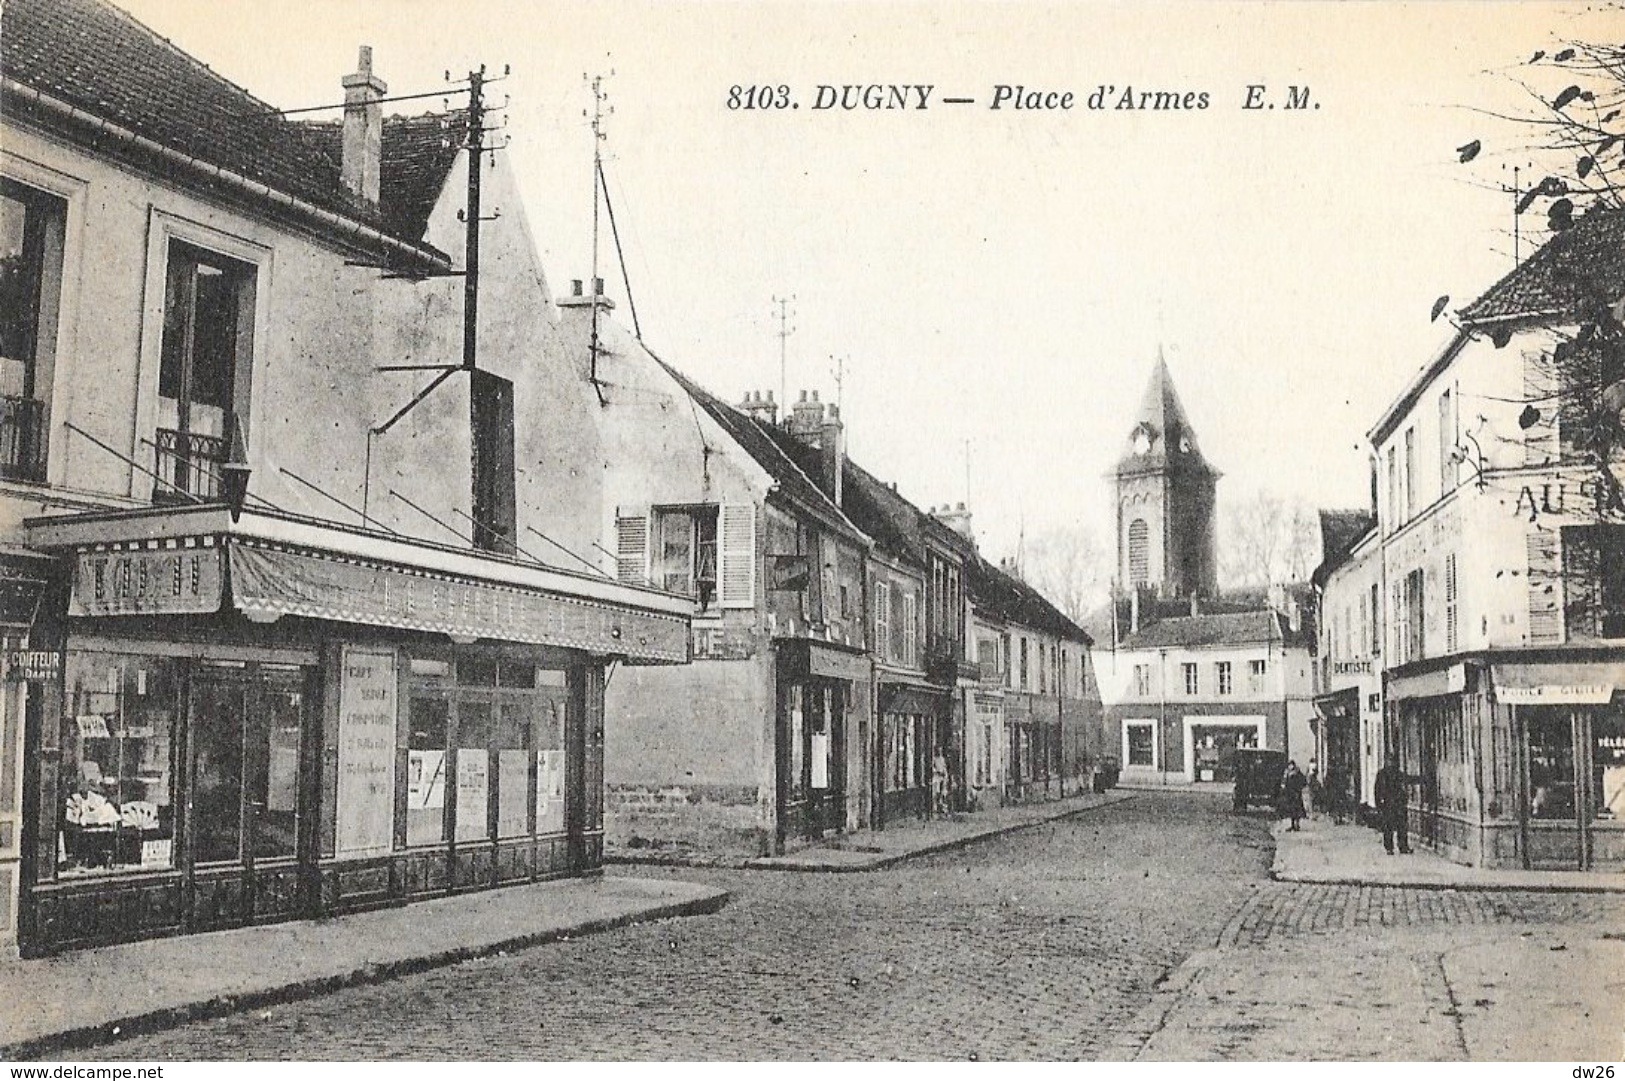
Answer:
[{"left": 1279, "top": 760, "right": 1308, "bottom": 831}]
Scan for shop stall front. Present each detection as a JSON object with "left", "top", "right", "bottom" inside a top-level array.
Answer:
[
  {"left": 877, "top": 681, "right": 945, "bottom": 824},
  {"left": 1311, "top": 686, "right": 1361, "bottom": 811},
  {"left": 775, "top": 638, "right": 868, "bottom": 846},
  {"left": 1386, "top": 652, "right": 1625, "bottom": 872},
  {"left": 18, "top": 505, "right": 689, "bottom": 955}
]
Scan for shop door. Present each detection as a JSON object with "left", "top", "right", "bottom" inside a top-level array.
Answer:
[
  {"left": 1418, "top": 707, "right": 1442, "bottom": 849},
  {"left": 806, "top": 684, "right": 845, "bottom": 836},
  {"left": 186, "top": 667, "right": 309, "bottom": 930}
]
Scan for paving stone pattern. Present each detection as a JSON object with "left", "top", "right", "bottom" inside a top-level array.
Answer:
[{"left": 84, "top": 792, "right": 1625, "bottom": 1061}]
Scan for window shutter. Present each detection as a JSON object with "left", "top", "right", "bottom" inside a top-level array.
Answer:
[
  {"left": 1560, "top": 527, "right": 1600, "bottom": 639},
  {"left": 718, "top": 503, "right": 756, "bottom": 608},
  {"left": 875, "top": 581, "right": 890, "bottom": 661},
  {"left": 614, "top": 509, "right": 649, "bottom": 585},
  {"left": 1445, "top": 553, "right": 1459, "bottom": 653},
  {"left": 1527, "top": 529, "right": 1563, "bottom": 644},
  {"left": 1523, "top": 350, "right": 1558, "bottom": 467},
  {"left": 903, "top": 591, "right": 917, "bottom": 667}
]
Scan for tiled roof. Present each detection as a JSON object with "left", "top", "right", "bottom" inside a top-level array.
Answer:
[
  {"left": 1459, "top": 208, "right": 1625, "bottom": 324},
  {"left": 967, "top": 555, "right": 1091, "bottom": 645},
  {"left": 1, "top": 0, "right": 447, "bottom": 262},
  {"left": 1311, "top": 509, "right": 1376, "bottom": 587},
  {"left": 650, "top": 361, "right": 868, "bottom": 544},
  {"left": 294, "top": 112, "right": 467, "bottom": 246},
  {"left": 1117, "top": 609, "right": 1284, "bottom": 650}
]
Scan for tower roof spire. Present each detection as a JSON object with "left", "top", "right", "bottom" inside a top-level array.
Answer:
[{"left": 1116, "top": 352, "right": 1213, "bottom": 475}]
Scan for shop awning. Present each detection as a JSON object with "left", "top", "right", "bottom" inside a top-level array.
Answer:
[
  {"left": 878, "top": 683, "right": 948, "bottom": 717},
  {"left": 1313, "top": 686, "right": 1359, "bottom": 720},
  {"left": 27, "top": 504, "right": 692, "bottom": 664},
  {"left": 1491, "top": 662, "right": 1625, "bottom": 705},
  {"left": 1388, "top": 664, "right": 1465, "bottom": 702}
]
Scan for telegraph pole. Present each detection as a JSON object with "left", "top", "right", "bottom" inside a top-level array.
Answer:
[
  {"left": 462, "top": 67, "right": 486, "bottom": 371},
  {"left": 587, "top": 73, "right": 611, "bottom": 397}
]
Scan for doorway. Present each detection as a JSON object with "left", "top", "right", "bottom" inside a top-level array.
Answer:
[{"left": 186, "top": 663, "right": 311, "bottom": 930}]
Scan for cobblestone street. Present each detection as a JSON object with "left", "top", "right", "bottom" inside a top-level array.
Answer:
[{"left": 91, "top": 791, "right": 1625, "bottom": 1060}]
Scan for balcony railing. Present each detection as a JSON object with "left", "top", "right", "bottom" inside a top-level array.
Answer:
[
  {"left": 153, "top": 427, "right": 228, "bottom": 502},
  {"left": 0, "top": 395, "right": 47, "bottom": 483}
]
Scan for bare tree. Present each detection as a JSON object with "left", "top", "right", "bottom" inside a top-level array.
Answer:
[
  {"left": 1219, "top": 489, "right": 1321, "bottom": 589},
  {"left": 1023, "top": 526, "right": 1108, "bottom": 624}
]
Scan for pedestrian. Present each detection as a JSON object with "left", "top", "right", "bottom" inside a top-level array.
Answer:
[
  {"left": 1279, "top": 760, "right": 1307, "bottom": 831},
  {"left": 1374, "top": 753, "right": 1413, "bottom": 854},
  {"left": 1306, "top": 757, "right": 1324, "bottom": 821},
  {"left": 931, "top": 748, "right": 949, "bottom": 818}
]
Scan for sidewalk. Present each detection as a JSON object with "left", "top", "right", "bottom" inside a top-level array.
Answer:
[
  {"left": 746, "top": 789, "right": 1138, "bottom": 872},
  {"left": 0, "top": 874, "right": 729, "bottom": 1060},
  {"left": 611, "top": 789, "right": 1138, "bottom": 872},
  {"left": 1270, "top": 814, "right": 1625, "bottom": 892}
]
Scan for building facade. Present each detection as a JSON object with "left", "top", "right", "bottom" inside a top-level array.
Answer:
[
  {"left": 1, "top": 0, "right": 688, "bottom": 955},
  {"left": 1311, "top": 511, "right": 1383, "bottom": 808},
  {"left": 1366, "top": 208, "right": 1625, "bottom": 871}
]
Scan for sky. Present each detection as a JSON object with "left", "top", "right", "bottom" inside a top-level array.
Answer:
[{"left": 107, "top": 0, "right": 1624, "bottom": 564}]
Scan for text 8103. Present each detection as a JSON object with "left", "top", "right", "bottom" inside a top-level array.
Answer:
[{"left": 728, "top": 85, "right": 794, "bottom": 110}]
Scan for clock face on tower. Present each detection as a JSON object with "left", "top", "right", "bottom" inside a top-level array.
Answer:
[
  {"left": 1179, "top": 436, "right": 1192, "bottom": 453},
  {"left": 1132, "top": 427, "right": 1153, "bottom": 455}
]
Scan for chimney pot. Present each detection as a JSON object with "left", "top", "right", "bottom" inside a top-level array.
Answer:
[
  {"left": 957, "top": 502, "right": 966, "bottom": 511},
  {"left": 766, "top": 390, "right": 775, "bottom": 403},
  {"left": 812, "top": 390, "right": 820, "bottom": 403},
  {"left": 341, "top": 45, "right": 388, "bottom": 206},
  {"left": 594, "top": 277, "right": 605, "bottom": 296},
  {"left": 799, "top": 390, "right": 808, "bottom": 403},
  {"left": 571, "top": 279, "right": 584, "bottom": 297}
]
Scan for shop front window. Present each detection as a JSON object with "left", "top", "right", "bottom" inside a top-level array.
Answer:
[
  {"left": 59, "top": 654, "right": 181, "bottom": 878},
  {"left": 1126, "top": 722, "right": 1155, "bottom": 768},
  {"left": 1528, "top": 708, "right": 1575, "bottom": 820},
  {"left": 787, "top": 685, "right": 805, "bottom": 801},
  {"left": 496, "top": 701, "right": 531, "bottom": 839},
  {"left": 1592, "top": 707, "right": 1625, "bottom": 821},
  {"left": 191, "top": 678, "right": 246, "bottom": 864},
  {"left": 455, "top": 700, "right": 493, "bottom": 843},
  {"left": 536, "top": 673, "right": 567, "bottom": 835},
  {"left": 406, "top": 696, "right": 448, "bottom": 847}
]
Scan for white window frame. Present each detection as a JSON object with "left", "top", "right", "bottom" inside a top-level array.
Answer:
[
  {"left": 1182, "top": 715, "right": 1266, "bottom": 783},
  {"left": 1123, "top": 719, "right": 1158, "bottom": 771}
]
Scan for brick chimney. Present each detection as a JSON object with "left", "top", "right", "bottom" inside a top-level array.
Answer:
[
  {"left": 787, "top": 389, "right": 824, "bottom": 440},
  {"left": 820, "top": 403, "right": 844, "bottom": 508},
  {"left": 737, "top": 389, "right": 779, "bottom": 426},
  {"left": 341, "top": 46, "right": 387, "bottom": 206},
  {"left": 557, "top": 277, "right": 617, "bottom": 312},
  {"left": 932, "top": 501, "right": 974, "bottom": 542}
]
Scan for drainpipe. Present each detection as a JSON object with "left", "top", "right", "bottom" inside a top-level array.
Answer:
[{"left": 1159, "top": 647, "right": 1170, "bottom": 785}]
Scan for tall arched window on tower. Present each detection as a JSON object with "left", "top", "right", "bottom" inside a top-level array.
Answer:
[{"left": 1127, "top": 518, "right": 1150, "bottom": 586}]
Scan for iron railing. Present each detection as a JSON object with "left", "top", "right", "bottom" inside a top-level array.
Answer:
[
  {"left": 153, "top": 427, "right": 228, "bottom": 502},
  {"left": 0, "top": 395, "right": 47, "bottom": 483}
]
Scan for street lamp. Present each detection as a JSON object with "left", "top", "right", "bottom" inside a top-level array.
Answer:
[{"left": 220, "top": 416, "right": 252, "bottom": 522}]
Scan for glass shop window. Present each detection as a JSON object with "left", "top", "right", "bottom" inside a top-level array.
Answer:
[
  {"left": 787, "top": 684, "right": 806, "bottom": 802},
  {"left": 535, "top": 676, "right": 567, "bottom": 835},
  {"left": 1527, "top": 708, "right": 1575, "bottom": 821},
  {"left": 1592, "top": 707, "right": 1625, "bottom": 821},
  {"left": 406, "top": 696, "right": 449, "bottom": 847},
  {"left": 455, "top": 700, "right": 494, "bottom": 843},
  {"left": 1126, "top": 723, "right": 1155, "bottom": 768},
  {"left": 495, "top": 700, "right": 532, "bottom": 840},
  {"left": 58, "top": 654, "right": 181, "bottom": 877}
]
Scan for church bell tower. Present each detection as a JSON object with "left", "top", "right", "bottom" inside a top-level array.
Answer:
[{"left": 1114, "top": 352, "right": 1219, "bottom": 600}]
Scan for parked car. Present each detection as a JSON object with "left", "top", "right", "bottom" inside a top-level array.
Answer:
[{"left": 1231, "top": 748, "right": 1287, "bottom": 812}]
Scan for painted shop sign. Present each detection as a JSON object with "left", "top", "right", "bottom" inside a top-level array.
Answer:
[
  {"left": 1514, "top": 478, "right": 1625, "bottom": 519},
  {"left": 1331, "top": 660, "right": 1373, "bottom": 675},
  {"left": 4, "top": 650, "right": 59, "bottom": 682},
  {"left": 71, "top": 546, "right": 223, "bottom": 616},
  {"left": 336, "top": 647, "right": 398, "bottom": 858},
  {"left": 1495, "top": 684, "right": 1614, "bottom": 705},
  {"left": 229, "top": 541, "right": 687, "bottom": 662}
]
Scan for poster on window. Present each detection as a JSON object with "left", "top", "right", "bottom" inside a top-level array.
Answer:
[
  {"left": 537, "top": 748, "right": 565, "bottom": 833},
  {"left": 408, "top": 749, "right": 445, "bottom": 810},
  {"left": 336, "top": 647, "right": 397, "bottom": 858},
  {"left": 810, "top": 730, "right": 829, "bottom": 790},
  {"left": 455, "top": 749, "right": 490, "bottom": 842}
]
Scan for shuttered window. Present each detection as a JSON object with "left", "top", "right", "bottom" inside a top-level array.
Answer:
[
  {"left": 902, "top": 591, "right": 918, "bottom": 667},
  {"left": 614, "top": 510, "right": 648, "bottom": 584},
  {"left": 718, "top": 503, "right": 755, "bottom": 608},
  {"left": 1528, "top": 529, "right": 1563, "bottom": 644},
  {"left": 874, "top": 581, "right": 890, "bottom": 662},
  {"left": 1445, "top": 553, "right": 1459, "bottom": 654}
]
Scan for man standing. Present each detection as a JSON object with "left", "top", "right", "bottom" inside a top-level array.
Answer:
[{"left": 1374, "top": 754, "right": 1412, "bottom": 854}]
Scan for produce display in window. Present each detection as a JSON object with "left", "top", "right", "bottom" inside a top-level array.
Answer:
[{"left": 58, "top": 654, "right": 179, "bottom": 877}]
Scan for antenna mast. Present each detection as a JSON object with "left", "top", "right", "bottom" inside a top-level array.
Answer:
[
  {"left": 587, "top": 73, "right": 611, "bottom": 398},
  {"left": 772, "top": 295, "right": 795, "bottom": 414}
]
